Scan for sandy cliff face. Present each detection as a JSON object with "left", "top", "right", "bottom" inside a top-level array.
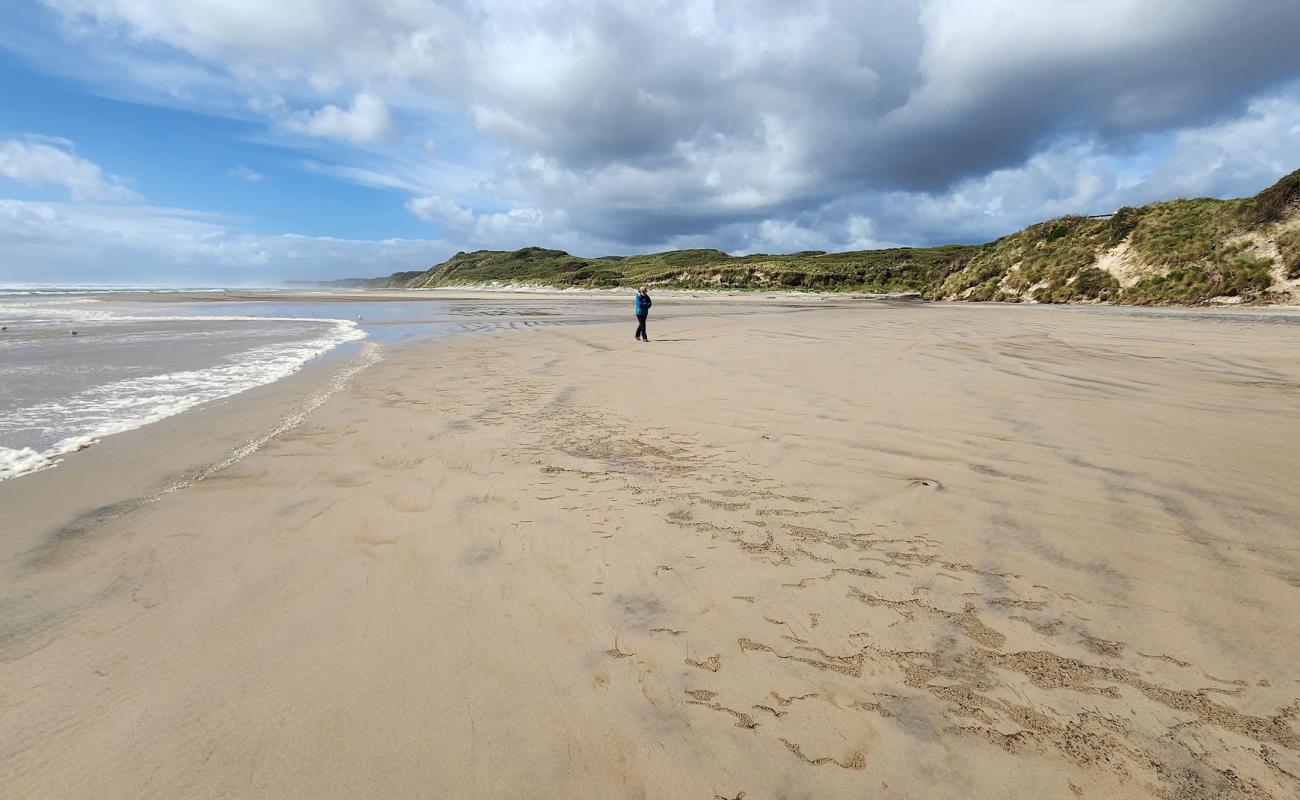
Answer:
[
  {"left": 934, "top": 171, "right": 1300, "bottom": 305},
  {"left": 1261, "top": 213, "right": 1300, "bottom": 302},
  {"left": 949, "top": 207, "right": 1300, "bottom": 305}
]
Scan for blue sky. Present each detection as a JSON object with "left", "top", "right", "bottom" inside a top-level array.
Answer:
[
  {"left": 1, "top": 49, "right": 420, "bottom": 240},
  {"left": 1, "top": 0, "right": 1299, "bottom": 284}
]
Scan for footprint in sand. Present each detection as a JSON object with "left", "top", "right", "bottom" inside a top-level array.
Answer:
[{"left": 686, "top": 654, "right": 721, "bottom": 672}]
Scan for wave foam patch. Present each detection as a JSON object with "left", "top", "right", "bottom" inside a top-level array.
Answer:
[{"left": 0, "top": 446, "right": 55, "bottom": 478}]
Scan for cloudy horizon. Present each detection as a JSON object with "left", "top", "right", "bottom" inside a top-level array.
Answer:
[{"left": 2, "top": 0, "right": 1299, "bottom": 283}]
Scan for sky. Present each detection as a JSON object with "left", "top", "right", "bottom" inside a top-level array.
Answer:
[{"left": 1, "top": 0, "right": 1299, "bottom": 284}]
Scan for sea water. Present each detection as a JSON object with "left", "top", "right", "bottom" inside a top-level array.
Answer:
[
  {"left": 0, "top": 290, "right": 632, "bottom": 480},
  {"left": 0, "top": 292, "right": 369, "bottom": 479}
]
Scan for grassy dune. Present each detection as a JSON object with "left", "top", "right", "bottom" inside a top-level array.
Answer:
[
  {"left": 356, "top": 168, "right": 1300, "bottom": 305},
  {"left": 392, "top": 245, "right": 978, "bottom": 294}
]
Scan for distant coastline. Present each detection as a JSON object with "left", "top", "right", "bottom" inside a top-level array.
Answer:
[{"left": 326, "top": 167, "right": 1300, "bottom": 307}]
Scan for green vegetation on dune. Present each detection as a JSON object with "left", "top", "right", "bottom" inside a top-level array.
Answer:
[
  {"left": 618, "top": 245, "right": 976, "bottom": 292},
  {"left": 1126, "top": 199, "right": 1242, "bottom": 269},
  {"left": 403, "top": 244, "right": 977, "bottom": 294},
  {"left": 1244, "top": 167, "right": 1300, "bottom": 224},
  {"left": 939, "top": 214, "right": 1128, "bottom": 302},
  {"left": 913, "top": 169, "right": 1298, "bottom": 305},
  {"left": 938, "top": 189, "right": 1294, "bottom": 304},
  {"left": 1277, "top": 228, "right": 1300, "bottom": 280},
  {"left": 407, "top": 247, "right": 618, "bottom": 287},
  {"left": 359, "top": 168, "right": 1300, "bottom": 305}
]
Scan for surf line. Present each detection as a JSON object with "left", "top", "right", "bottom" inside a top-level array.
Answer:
[
  {"left": 18, "top": 342, "right": 383, "bottom": 564},
  {"left": 159, "top": 341, "right": 384, "bottom": 496}
]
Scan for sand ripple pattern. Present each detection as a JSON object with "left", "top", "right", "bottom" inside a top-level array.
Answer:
[{"left": 456, "top": 310, "right": 1300, "bottom": 799}]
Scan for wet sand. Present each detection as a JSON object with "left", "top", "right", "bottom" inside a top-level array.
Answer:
[{"left": 2, "top": 302, "right": 1299, "bottom": 798}]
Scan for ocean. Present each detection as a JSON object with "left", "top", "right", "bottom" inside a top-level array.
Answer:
[{"left": 0, "top": 288, "right": 623, "bottom": 481}]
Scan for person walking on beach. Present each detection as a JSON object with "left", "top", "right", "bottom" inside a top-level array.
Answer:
[{"left": 634, "top": 287, "right": 652, "bottom": 341}]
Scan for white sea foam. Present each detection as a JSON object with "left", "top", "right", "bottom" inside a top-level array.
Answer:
[
  {"left": 0, "top": 304, "right": 366, "bottom": 481},
  {"left": 0, "top": 342, "right": 382, "bottom": 548},
  {"left": 0, "top": 284, "right": 246, "bottom": 296},
  {"left": 0, "top": 446, "right": 51, "bottom": 478},
  {"left": 0, "top": 299, "right": 339, "bottom": 325}
]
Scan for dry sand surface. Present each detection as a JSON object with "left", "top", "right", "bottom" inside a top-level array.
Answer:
[{"left": 2, "top": 302, "right": 1300, "bottom": 799}]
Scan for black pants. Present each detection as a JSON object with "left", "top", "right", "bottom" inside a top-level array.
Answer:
[{"left": 635, "top": 313, "right": 648, "bottom": 339}]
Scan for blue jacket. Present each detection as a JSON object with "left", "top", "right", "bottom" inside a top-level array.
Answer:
[{"left": 634, "top": 292, "right": 652, "bottom": 315}]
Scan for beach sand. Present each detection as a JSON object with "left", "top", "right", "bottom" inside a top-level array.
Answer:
[{"left": 2, "top": 301, "right": 1299, "bottom": 799}]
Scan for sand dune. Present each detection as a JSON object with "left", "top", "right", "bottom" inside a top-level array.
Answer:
[{"left": 2, "top": 302, "right": 1299, "bottom": 798}]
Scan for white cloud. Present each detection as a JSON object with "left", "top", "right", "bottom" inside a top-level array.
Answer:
[
  {"left": 405, "top": 194, "right": 557, "bottom": 250},
  {"left": 1130, "top": 95, "right": 1300, "bottom": 200},
  {"left": 0, "top": 198, "right": 451, "bottom": 283},
  {"left": 8, "top": 1, "right": 1300, "bottom": 267},
  {"left": 0, "top": 136, "right": 141, "bottom": 202},
  {"left": 282, "top": 92, "right": 396, "bottom": 143},
  {"left": 405, "top": 195, "right": 473, "bottom": 227},
  {"left": 228, "top": 164, "right": 264, "bottom": 182}
]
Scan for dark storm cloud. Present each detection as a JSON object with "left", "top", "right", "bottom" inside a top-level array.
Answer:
[
  {"left": 437, "top": 0, "right": 1300, "bottom": 247},
  {"left": 849, "top": 0, "right": 1300, "bottom": 190}
]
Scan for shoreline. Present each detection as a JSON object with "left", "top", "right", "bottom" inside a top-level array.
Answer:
[
  {"left": 0, "top": 341, "right": 377, "bottom": 552},
  {"left": 99, "top": 286, "right": 926, "bottom": 304},
  {"left": 91, "top": 285, "right": 1300, "bottom": 313},
  {"left": 3, "top": 303, "right": 1299, "bottom": 798},
  {"left": 0, "top": 292, "right": 862, "bottom": 485}
]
